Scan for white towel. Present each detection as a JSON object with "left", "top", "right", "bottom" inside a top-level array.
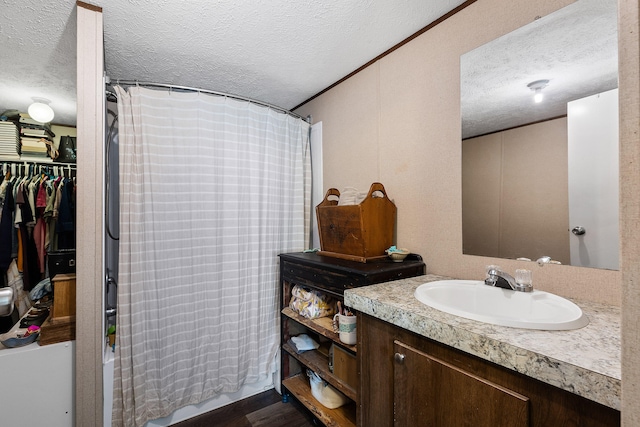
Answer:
[{"left": 290, "top": 334, "right": 319, "bottom": 352}]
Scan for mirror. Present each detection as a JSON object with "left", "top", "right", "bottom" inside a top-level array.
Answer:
[{"left": 460, "top": 0, "right": 619, "bottom": 270}]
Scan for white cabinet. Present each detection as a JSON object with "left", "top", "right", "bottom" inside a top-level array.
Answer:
[{"left": 0, "top": 341, "right": 75, "bottom": 427}]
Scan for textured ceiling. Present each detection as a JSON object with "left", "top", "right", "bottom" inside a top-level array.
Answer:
[
  {"left": 1, "top": 1, "right": 78, "bottom": 125},
  {"left": 0, "top": 0, "right": 467, "bottom": 127},
  {"left": 461, "top": 0, "right": 618, "bottom": 139},
  {"left": 0, "top": 0, "right": 618, "bottom": 135}
]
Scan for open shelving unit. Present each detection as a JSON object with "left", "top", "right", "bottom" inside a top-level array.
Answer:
[
  {"left": 278, "top": 252, "right": 425, "bottom": 427},
  {"left": 280, "top": 302, "right": 358, "bottom": 426}
]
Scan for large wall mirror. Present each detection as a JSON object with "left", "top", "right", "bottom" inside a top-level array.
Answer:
[{"left": 461, "top": 0, "right": 619, "bottom": 270}]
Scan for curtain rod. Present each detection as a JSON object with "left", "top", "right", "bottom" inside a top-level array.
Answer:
[{"left": 108, "top": 79, "right": 310, "bottom": 123}]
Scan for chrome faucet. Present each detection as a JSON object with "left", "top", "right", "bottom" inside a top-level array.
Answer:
[
  {"left": 536, "top": 256, "right": 562, "bottom": 266},
  {"left": 485, "top": 266, "right": 533, "bottom": 292}
]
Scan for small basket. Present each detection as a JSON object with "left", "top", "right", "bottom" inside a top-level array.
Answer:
[{"left": 386, "top": 248, "right": 410, "bottom": 262}]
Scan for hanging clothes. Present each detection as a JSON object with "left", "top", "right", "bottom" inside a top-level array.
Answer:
[
  {"left": 0, "top": 179, "right": 14, "bottom": 272},
  {"left": 0, "top": 162, "right": 77, "bottom": 293},
  {"left": 7, "top": 259, "right": 30, "bottom": 317},
  {"left": 56, "top": 178, "right": 75, "bottom": 250},
  {"left": 15, "top": 179, "right": 40, "bottom": 291},
  {"left": 33, "top": 176, "right": 49, "bottom": 273}
]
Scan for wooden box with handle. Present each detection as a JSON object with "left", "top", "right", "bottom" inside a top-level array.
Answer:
[{"left": 316, "top": 182, "right": 396, "bottom": 263}]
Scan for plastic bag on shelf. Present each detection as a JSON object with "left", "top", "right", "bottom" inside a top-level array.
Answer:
[
  {"left": 307, "top": 369, "right": 349, "bottom": 409},
  {"left": 289, "top": 285, "right": 335, "bottom": 319}
]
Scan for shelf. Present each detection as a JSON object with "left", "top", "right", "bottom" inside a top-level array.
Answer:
[
  {"left": 282, "top": 307, "right": 356, "bottom": 353},
  {"left": 282, "top": 342, "right": 356, "bottom": 401},
  {"left": 282, "top": 373, "right": 356, "bottom": 427}
]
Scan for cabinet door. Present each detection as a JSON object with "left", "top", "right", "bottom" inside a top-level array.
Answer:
[{"left": 393, "top": 341, "right": 530, "bottom": 427}]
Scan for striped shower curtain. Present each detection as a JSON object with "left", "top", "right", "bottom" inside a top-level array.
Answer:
[{"left": 111, "top": 86, "right": 311, "bottom": 427}]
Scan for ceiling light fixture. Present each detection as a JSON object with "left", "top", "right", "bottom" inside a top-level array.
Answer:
[
  {"left": 27, "top": 97, "right": 55, "bottom": 123},
  {"left": 527, "top": 80, "right": 550, "bottom": 104}
]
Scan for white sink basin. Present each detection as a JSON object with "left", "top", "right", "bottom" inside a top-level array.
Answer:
[{"left": 414, "top": 280, "right": 589, "bottom": 330}]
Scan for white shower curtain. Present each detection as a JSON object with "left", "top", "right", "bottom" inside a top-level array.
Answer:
[{"left": 111, "top": 86, "right": 311, "bottom": 427}]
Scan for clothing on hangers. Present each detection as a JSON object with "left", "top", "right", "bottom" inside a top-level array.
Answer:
[{"left": 0, "top": 161, "right": 76, "bottom": 293}]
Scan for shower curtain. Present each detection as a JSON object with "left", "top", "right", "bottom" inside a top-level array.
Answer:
[{"left": 111, "top": 86, "right": 311, "bottom": 427}]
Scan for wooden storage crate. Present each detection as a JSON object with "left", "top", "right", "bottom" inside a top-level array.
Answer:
[
  {"left": 316, "top": 182, "right": 396, "bottom": 263},
  {"left": 51, "top": 273, "right": 76, "bottom": 319},
  {"left": 40, "top": 273, "right": 76, "bottom": 346}
]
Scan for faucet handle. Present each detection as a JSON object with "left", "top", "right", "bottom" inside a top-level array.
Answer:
[
  {"left": 515, "top": 269, "right": 532, "bottom": 285},
  {"left": 515, "top": 269, "right": 533, "bottom": 292}
]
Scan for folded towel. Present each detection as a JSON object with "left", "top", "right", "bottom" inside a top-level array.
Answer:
[{"left": 289, "top": 334, "right": 319, "bottom": 353}]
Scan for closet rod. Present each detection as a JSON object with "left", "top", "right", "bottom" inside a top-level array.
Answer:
[
  {"left": 1, "top": 161, "right": 76, "bottom": 178},
  {"left": 1, "top": 159, "right": 76, "bottom": 169},
  {"left": 109, "top": 79, "right": 310, "bottom": 122}
]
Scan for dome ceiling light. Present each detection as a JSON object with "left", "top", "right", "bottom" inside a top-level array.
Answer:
[
  {"left": 527, "top": 80, "right": 550, "bottom": 104},
  {"left": 27, "top": 97, "right": 55, "bottom": 123}
]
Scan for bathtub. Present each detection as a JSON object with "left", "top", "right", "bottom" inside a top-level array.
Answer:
[
  {"left": 103, "top": 349, "right": 276, "bottom": 426},
  {"left": 103, "top": 347, "right": 115, "bottom": 426}
]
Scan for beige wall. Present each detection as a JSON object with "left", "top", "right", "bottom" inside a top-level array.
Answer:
[
  {"left": 296, "top": 0, "right": 640, "bottom": 424},
  {"left": 295, "top": 0, "right": 621, "bottom": 306},
  {"left": 76, "top": 2, "right": 104, "bottom": 425},
  {"left": 619, "top": 0, "right": 640, "bottom": 424},
  {"left": 462, "top": 118, "right": 570, "bottom": 264}
]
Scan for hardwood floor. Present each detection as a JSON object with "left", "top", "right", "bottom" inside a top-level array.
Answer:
[{"left": 173, "top": 389, "right": 318, "bottom": 427}]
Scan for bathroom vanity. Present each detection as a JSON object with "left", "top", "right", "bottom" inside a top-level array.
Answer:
[{"left": 346, "top": 274, "right": 621, "bottom": 427}]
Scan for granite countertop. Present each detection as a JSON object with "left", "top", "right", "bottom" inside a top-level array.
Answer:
[{"left": 344, "top": 274, "right": 621, "bottom": 410}]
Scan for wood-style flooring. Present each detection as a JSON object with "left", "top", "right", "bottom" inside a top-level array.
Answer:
[{"left": 173, "top": 389, "right": 318, "bottom": 427}]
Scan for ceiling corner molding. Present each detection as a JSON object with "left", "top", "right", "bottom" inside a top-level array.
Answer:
[
  {"left": 77, "top": 1, "right": 102, "bottom": 12},
  {"left": 292, "top": 0, "right": 479, "bottom": 111}
]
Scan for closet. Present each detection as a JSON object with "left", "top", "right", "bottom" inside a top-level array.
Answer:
[{"left": 0, "top": 161, "right": 76, "bottom": 331}]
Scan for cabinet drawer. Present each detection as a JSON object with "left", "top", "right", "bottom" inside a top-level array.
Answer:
[
  {"left": 282, "top": 261, "right": 363, "bottom": 295},
  {"left": 376, "top": 265, "right": 425, "bottom": 282}
]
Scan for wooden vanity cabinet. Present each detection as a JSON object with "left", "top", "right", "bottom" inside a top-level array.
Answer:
[
  {"left": 359, "top": 313, "right": 620, "bottom": 427},
  {"left": 279, "top": 252, "right": 425, "bottom": 427}
]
